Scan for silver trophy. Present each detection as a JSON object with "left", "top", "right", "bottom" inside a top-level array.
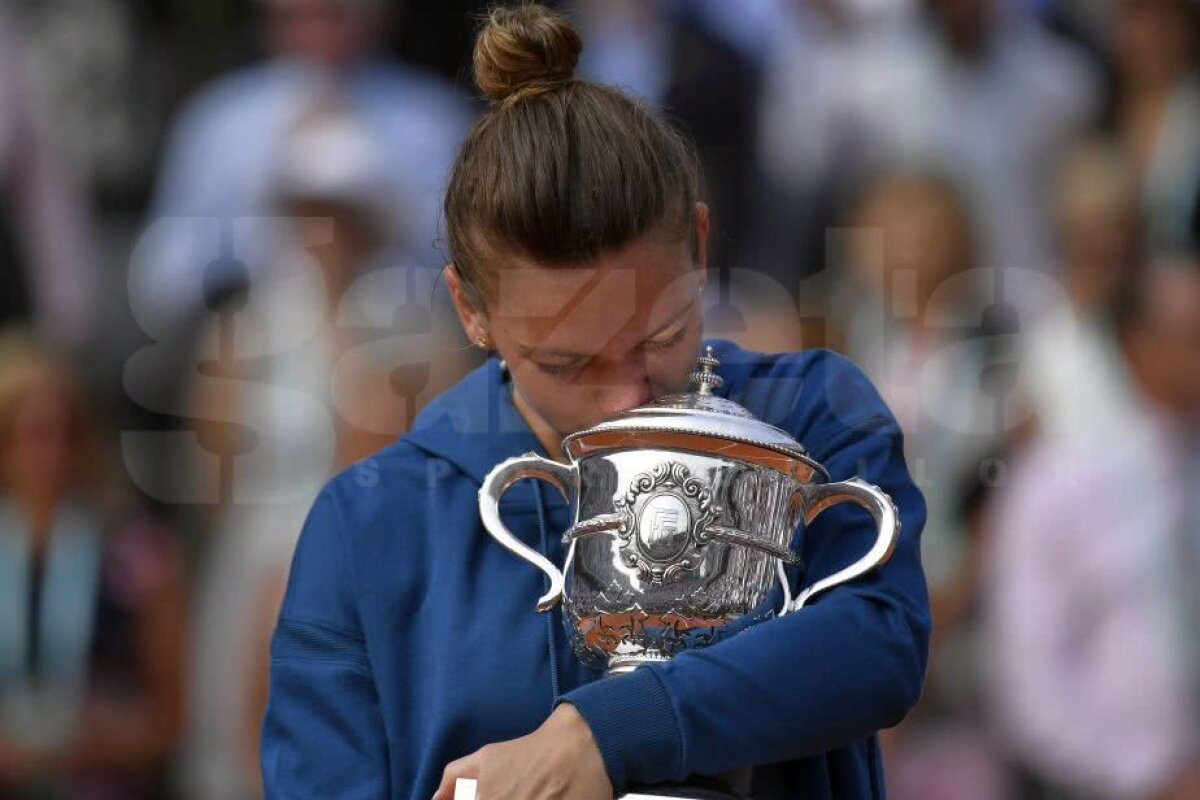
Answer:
[{"left": 478, "top": 347, "right": 900, "bottom": 798}]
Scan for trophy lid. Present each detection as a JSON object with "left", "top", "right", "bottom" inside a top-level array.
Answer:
[{"left": 562, "top": 346, "right": 826, "bottom": 478}]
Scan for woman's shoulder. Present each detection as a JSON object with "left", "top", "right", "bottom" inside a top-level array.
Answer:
[{"left": 708, "top": 340, "right": 897, "bottom": 448}]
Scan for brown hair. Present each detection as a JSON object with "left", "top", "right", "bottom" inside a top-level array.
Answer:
[
  {"left": 444, "top": 3, "right": 702, "bottom": 309},
  {"left": 0, "top": 327, "right": 103, "bottom": 499}
]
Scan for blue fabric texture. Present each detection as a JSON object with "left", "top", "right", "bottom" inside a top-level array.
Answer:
[{"left": 261, "top": 340, "right": 931, "bottom": 799}]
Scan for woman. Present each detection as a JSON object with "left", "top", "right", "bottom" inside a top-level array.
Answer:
[
  {"left": 0, "top": 330, "right": 185, "bottom": 799},
  {"left": 261, "top": 6, "right": 930, "bottom": 799}
]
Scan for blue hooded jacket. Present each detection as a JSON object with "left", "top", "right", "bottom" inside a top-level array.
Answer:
[{"left": 261, "top": 339, "right": 930, "bottom": 799}]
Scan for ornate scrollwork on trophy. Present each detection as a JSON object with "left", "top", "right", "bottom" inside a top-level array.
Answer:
[{"left": 613, "top": 462, "right": 718, "bottom": 584}]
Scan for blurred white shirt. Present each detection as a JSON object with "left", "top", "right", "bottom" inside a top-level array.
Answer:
[{"left": 984, "top": 410, "right": 1200, "bottom": 798}]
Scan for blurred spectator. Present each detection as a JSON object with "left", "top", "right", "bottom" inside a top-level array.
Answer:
[
  {"left": 0, "top": 11, "right": 97, "bottom": 352},
  {"left": 985, "top": 265, "right": 1200, "bottom": 800},
  {"left": 1016, "top": 138, "right": 1143, "bottom": 438},
  {"left": 834, "top": 170, "right": 1017, "bottom": 588},
  {"left": 0, "top": 329, "right": 184, "bottom": 800},
  {"left": 838, "top": 168, "right": 1020, "bottom": 798},
  {"left": 133, "top": 0, "right": 473, "bottom": 336},
  {"left": 1108, "top": 0, "right": 1200, "bottom": 257},
  {"left": 754, "top": 0, "right": 1099, "bottom": 306},
  {"left": 180, "top": 102, "right": 476, "bottom": 800}
]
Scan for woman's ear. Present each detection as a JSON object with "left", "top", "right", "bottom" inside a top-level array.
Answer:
[{"left": 443, "top": 264, "right": 488, "bottom": 344}]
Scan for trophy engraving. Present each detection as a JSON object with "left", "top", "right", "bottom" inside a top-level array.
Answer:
[
  {"left": 614, "top": 462, "right": 716, "bottom": 584},
  {"left": 641, "top": 497, "right": 687, "bottom": 558}
]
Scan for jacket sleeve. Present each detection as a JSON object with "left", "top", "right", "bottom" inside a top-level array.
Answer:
[
  {"left": 559, "top": 354, "right": 931, "bottom": 792},
  {"left": 261, "top": 487, "right": 390, "bottom": 799}
]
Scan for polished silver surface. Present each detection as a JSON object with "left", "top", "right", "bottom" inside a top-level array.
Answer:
[{"left": 478, "top": 347, "right": 901, "bottom": 674}]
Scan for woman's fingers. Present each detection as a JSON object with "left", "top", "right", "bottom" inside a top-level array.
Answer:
[{"left": 432, "top": 752, "right": 480, "bottom": 800}]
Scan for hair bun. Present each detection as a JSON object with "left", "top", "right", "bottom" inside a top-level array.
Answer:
[{"left": 473, "top": 4, "right": 582, "bottom": 105}]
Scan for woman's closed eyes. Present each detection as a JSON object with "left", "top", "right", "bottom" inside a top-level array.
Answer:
[{"left": 531, "top": 320, "right": 690, "bottom": 378}]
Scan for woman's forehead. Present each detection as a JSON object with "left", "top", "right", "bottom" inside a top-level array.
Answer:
[
  {"left": 491, "top": 238, "right": 693, "bottom": 308},
  {"left": 489, "top": 239, "right": 697, "bottom": 351}
]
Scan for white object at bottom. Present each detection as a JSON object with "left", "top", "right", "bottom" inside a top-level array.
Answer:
[{"left": 453, "top": 778, "right": 702, "bottom": 799}]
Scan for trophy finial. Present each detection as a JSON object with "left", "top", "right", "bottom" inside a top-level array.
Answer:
[{"left": 688, "top": 346, "right": 724, "bottom": 395}]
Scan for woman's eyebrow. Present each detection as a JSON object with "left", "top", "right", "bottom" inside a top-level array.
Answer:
[{"left": 516, "top": 343, "right": 588, "bottom": 360}]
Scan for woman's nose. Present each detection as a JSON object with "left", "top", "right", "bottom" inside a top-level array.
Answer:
[
  {"left": 593, "top": 360, "right": 654, "bottom": 416},
  {"left": 598, "top": 381, "right": 653, "bottom": 416}
]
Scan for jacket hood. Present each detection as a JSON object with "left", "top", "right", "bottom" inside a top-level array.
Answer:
[{"left": 402, "top": 357, "right": 546, "bottom": 486}]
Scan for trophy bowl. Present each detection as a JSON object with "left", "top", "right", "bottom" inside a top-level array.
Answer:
[{"left": 480, "top": 347, "right": 900, "bottom": 676}]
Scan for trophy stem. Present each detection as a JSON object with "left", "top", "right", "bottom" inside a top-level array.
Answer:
[{"left": 606, "top": 649, "right": 670, "bottom": 676}]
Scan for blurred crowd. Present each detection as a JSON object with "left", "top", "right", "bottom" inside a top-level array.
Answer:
[{"left": 0, "top": 0, "right": 1197, "bottom": 798}]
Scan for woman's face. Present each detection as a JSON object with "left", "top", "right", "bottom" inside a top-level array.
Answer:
[
  {"left": 451, "top": 210, "right": 708, "bottom": 439},
  {"left": 851, "top": 181, "right": 971, "bottom": 309},
  {"left": 2, "top": 377, "right": 79, "bottom": 500},
  {"left": 268, "top": 0, "right": 374, "bottom": 69}
]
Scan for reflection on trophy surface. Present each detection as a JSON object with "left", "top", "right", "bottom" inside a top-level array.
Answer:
[{"left": 479, "top": 347, "right": 901, "bottom": 797}]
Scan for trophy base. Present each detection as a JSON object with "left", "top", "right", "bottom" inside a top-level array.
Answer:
[{"left": 607, "top": 650, "right": 670, "bottom": 675}]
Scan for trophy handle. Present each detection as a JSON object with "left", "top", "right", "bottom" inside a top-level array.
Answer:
[
  {"left": 479, "top": 453, "right": 576, "bottom": 612},
  {"left": 786, "top": 478, "right": 900, "bottom": 613}
]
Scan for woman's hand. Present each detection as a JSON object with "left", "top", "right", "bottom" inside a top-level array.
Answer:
[{"left": 433, "top": 703, "right": 612, "bottom": 800}]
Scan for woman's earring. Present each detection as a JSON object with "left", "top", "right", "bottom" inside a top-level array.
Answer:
[{"left": 475, "top": 335, "right": 489, "bottom": 350}]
